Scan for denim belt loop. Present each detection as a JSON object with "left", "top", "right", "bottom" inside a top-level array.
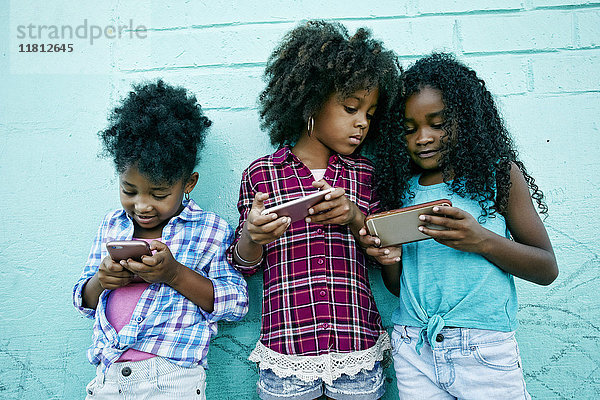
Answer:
[
  {"left": 148, "top": 357, "right": 158, "bottom": 384},
  {"left": 461, "top": 328, "right": 470, "bottom": 356},
  {"left": 96, "top": 364, "right": 107, "bottom": 385}
]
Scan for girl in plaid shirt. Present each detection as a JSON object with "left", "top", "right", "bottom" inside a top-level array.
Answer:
[
  {"left": 228, "top": 21, "right": 401, "bottom": 400},
  {"left": 73, "top": 80, "right": 248, "bottom": 399}
]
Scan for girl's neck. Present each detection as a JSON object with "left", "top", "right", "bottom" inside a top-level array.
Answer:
[
  {"left": 291, "top": 134, "right": 332, "bottom": 169},
  {"left": 418, "top": 169, "right": 445, "bottom": 186}
]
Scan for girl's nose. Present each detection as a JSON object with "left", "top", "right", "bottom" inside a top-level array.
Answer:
[
  {"left": 135, "top": 201, "right": 153, "bottom": 213},
  {"left": 355, "top": 113, "right": 368, "bottom": 129},
  {"left": 415, "top": 129, "right": 435, "bottom": 145}
]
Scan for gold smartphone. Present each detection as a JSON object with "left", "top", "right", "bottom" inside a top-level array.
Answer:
[{"left": 365, "top": 199, "right": 452, "bottom": 246}]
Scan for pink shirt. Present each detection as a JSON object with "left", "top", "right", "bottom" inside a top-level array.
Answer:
[{"left": 105, "top": 238, "right": 156, "bottom": 362}]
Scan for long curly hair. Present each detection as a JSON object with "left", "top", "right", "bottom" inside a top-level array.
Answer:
[
  {"left": 259, "top": 20, "right": 400, "bottom": 149},
  {"left": 374, "top": 53, "right": 547, "bottom": 218},
  {"left": 99, "top": 80, "right": 212, "bottom": 184}
]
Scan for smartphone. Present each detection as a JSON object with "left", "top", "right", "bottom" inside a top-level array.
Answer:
[
  {"left": 106, "top": 240, "right": 152, "bottom": 262},
  {"left": 260, "top": 188, "right": 335, "bottom": 223},
  {"left": 365, "top": 199, "right": 452, "bottom": 246}
]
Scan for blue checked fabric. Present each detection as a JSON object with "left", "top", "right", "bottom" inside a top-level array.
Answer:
[{"left": 73, "top": 199, "right": 248, "bottom": 372}]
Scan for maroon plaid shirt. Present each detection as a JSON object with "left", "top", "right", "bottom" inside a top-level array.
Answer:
[{"left": 228, "top": 146, "right": 385, "bottom": 356}]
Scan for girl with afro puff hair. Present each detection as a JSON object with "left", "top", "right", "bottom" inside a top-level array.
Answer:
[
  {"left": 73, "top": 80, "right": 248, "bottom": 399},
  {"left": 368, "top": 53, "right": 558, "bottom": 398},
  {"left": 227, "top": 20, "right": 400, "bottom": 400}
]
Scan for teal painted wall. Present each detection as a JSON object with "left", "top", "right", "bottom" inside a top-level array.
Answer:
[{"left": 1, "top": 0, "right": 599, "bottom": 398}]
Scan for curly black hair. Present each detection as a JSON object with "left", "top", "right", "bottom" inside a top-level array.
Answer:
[
  {"left": 259, "top": 20, "right": 400, "bottom": 149},
  {"left": 99, "top": 80, "right": 212, "bottom": 184},
  {"left": 374, "top": 52, "right": 547, "bottom": 218}
]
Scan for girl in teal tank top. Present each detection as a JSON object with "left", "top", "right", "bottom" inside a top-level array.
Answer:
[{"left": 364, "top": 53, "right": 558, "bottom": 399}]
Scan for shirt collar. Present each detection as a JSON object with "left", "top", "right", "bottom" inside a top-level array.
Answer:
[
  {"left": 273, "top": 145, "right": 356, "bottom": 168},
  {"left": 173, "top": 199, "right": 203, "bottom": 222}
]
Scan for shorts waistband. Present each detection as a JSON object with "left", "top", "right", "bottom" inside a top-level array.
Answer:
[
  {"left": 97, "top": 356, "right": 189, "bottom": 384},
  {"left": 395, "top": 325, "right": 516, "bottom": 352}
]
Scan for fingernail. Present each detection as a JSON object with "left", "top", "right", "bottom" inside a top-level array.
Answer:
[
  {"left": 375, "top": 238, "right": 380, "bottom": 245},
  {"left": 419, "top": 215, "right": 426, "bottom": 221},
  {"left": 433, "top": 207, "right": 439, "bottom": 212},
  {"left": 418, "top": 226, "right": 424, "bottom": 232},
  {"left": 325, "top": 195, "right": 330, "bottom": 200},
  {"left": 306, "top": 217, "right": 311, "bottom": 223},
  {"left": 395, "top": 257, "right": 401, "bottom": 262},
  {"left": 384, "top": 249, "right": 390, "bottom": 255},
  {"left": 308, "top": 208, "right": 314, "bottom": 214}
]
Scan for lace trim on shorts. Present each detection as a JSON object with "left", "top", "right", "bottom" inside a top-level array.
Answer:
[{"left": 249, "top": 331, "right": 391, "bottom": 385}]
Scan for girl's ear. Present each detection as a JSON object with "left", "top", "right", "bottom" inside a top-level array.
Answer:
[{"left": 184, "top": 172, "right": 199, "bottom": 194}]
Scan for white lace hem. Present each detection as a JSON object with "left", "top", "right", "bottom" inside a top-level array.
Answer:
[{"left": 249, "top": 332, "right": 391, "bottom": 385}]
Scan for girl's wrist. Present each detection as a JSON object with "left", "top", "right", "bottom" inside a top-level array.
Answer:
[
  {"left": 349, "top": 205, "right": 366, "bottom": 231},
  {"left": 165, "top": 261, "right": 184, "bottom": 288},
  {"left": 234, "top": 242, "right": 263, "bottom": 267}
]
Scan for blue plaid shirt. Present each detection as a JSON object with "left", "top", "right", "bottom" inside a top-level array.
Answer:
[{"left": 73, "top": 199, "right": 248, "bottom": 372}]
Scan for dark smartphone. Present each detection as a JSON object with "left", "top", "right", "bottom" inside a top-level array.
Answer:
[{"left": 106, "top": 240, "right": 152, "bottom": 262}]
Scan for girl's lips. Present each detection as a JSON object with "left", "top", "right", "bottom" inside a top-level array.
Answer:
[
  {"left": 349, "top": 136, "right": 362, "bottom": 145},
  {"left": 417, "top": 150, "right": 438, "bottom": 158},
  {"left": 136, "top": 215, "right": 156, "bottom": 224}
]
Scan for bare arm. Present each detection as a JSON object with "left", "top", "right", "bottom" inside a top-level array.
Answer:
[
  {"left": 418, "top": 163, "right": 558, "bottom": 285},
  {"left": 484, "top": 164, "right": 558, "bottom": 284},
  {"left": 234, "top": 192, "right": 291, "bottom": 266},
  {"left": 81, "top": 256, "right": 135, "bottom": 309},
  {"left": 122, "top": 241, "right": 217, "bottom": 312},
  {"left": 381, "top": 262, "right": 401, "bottom": 297}
]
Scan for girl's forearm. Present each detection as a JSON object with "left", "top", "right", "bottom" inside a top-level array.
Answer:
[
  {"left": 479, "top": 233, "right": 558, "bottom": 286},
  {"left": 168, "top": 263, "right": 215, "bottom": 313},
  {"left": 234, "top": 227, "right": 264, "bottom": 265},
  {"left": 349, "top": 206, "right": 367, "bottom": 239},
  {"left": 381, "top": 262, "right": 401, "bottom": 297},
  {"left": 82, "top": 273, "right": 103, "bottom": 309}
]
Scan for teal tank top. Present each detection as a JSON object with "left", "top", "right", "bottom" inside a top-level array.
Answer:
[{"left": 391, "top": 175, "right": 518, "bottom": 353}]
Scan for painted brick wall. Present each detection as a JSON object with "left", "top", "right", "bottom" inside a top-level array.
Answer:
[{"left": 1, "top": 1, "right": 599, "bottom": 398}]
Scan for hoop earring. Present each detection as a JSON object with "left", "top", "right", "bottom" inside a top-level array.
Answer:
[
  {"left": 184, "top": 192, "right": 190, "bottom": 201},
  {"left": 307, "top": 116, "right": 315, "bottom": 137}
]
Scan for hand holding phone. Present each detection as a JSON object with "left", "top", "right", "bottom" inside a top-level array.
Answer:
[
  {"left": 365, "top": 199, "right": 452, "bottom": 246},
  {"left": 106, "top": 240, "right": 152, "bottom": 262},
  {"left": 261, "top": 188, "right": 335, "bottom": 223}
]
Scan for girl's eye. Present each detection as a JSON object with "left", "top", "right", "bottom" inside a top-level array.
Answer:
[
  {"left": 344, "top": 106, "right": 357, "bottom": 114},
  {"left": 122, "top": 190, "right": 135, "bottom": 196},
  {"left": 432, "top": 123, "right": 444, "bottom": 130},
  {"left": 366, "top": 113, "right": 374, "bottom": 120},
  {"left": 403, "top": 126, "right": 416, "bottom": 134},
  {"left": 153, "top": 194, "right": 169, "bottom": 200}
]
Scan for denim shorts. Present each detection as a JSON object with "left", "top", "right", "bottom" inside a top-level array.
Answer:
[
  {"left": 85, "top": 356, "right": 206, "bottom": 400},
  {"left": 391, "top": 325, "right": 531, "bottom": 400},
  {"left": 257, "top": 363, "right": 386, "bottom": 400}
]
